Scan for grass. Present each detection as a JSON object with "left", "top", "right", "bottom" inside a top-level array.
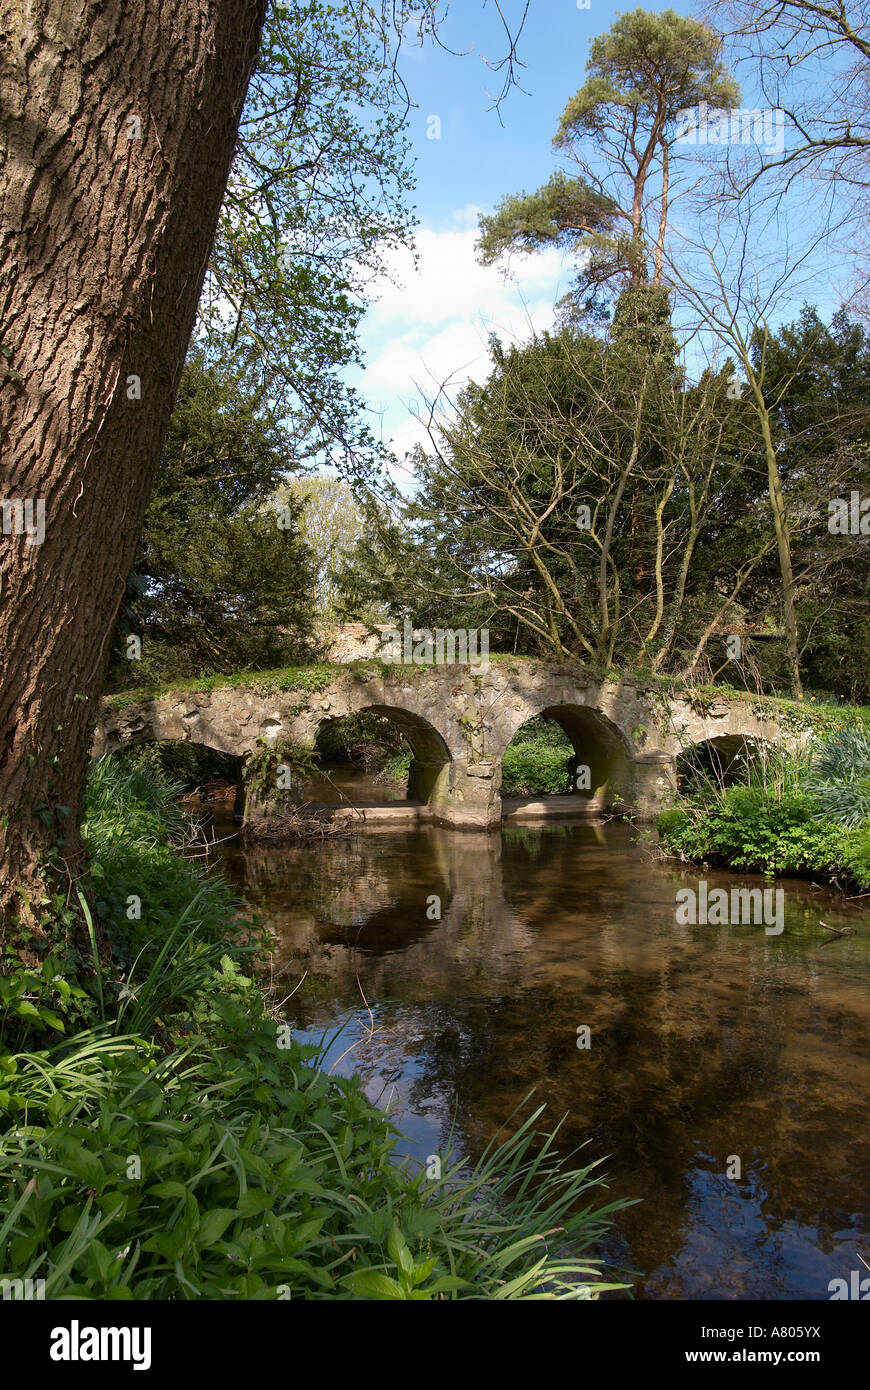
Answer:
[{"left": 104, "top": 663, "right": 339, "bottom": 709}]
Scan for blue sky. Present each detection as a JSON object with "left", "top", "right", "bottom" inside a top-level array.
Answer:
[
  {"left": 397, "top": 0, "right": 613, "bottom": 225},
  {"left": 350, "top": 1, "right": 853, "bottom": 471},
  {"left": 353, "top": 0, "right": 621, "bottom": 467}
]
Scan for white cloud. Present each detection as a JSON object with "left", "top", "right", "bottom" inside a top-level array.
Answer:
[{"left": 358, "top": 210, "right": 568, "bottom": 461}]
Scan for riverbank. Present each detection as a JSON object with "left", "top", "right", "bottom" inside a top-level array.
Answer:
[
  {"left": 655, "top": 732, "right": 870, "bottom": 893},
  {"left": 0, "top": 757, "right": 630, "bottom": 1300}
]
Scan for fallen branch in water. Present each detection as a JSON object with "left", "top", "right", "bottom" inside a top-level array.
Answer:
[
  {"left": 818, "top": 919, "right": 855, "bottom": 944},
  {"left": 243, "top": 805, "right": 357, "bottom": 841}
]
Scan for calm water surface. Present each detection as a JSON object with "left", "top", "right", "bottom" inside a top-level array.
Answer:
[
  {"left": 213, "top": 818, "right": 870, "bottom": 1300},
  {"left": 302, "top": 761, "right": 406, "bottom": 804}
]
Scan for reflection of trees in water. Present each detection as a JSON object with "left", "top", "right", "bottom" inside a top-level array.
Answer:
[
  {"left": 399, "top": 957, "right": 870, "bottom": 1294},
  {"left": 219, "top": 828, "right": 536, "bottom": 994},
  {"left": 355, "top": 962, "right": 870, "bottom": 1296},
  {"left": 218, "top": 820, "right": 870, "bottom": 1296}
]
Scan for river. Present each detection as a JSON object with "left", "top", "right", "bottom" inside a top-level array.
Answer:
[{"left": 212, "top": 815, "right": 870, "bottom": 1300}]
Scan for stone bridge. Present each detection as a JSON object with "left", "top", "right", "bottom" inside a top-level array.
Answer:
[{"left": 95, "top": 660, "right": 803, "bottom": 830}]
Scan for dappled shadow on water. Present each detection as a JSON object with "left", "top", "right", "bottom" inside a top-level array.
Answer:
[{"left": 215, "top": 820, "right": 870, "bottom": 1300}]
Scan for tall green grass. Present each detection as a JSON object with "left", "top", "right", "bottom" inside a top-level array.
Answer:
[{"left": 804, "top": 725, "right": 870, "bottom": 827}]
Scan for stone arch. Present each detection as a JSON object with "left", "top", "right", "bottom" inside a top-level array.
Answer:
[
  {"left": 313, "top": 704, "right": 453, "bottom": 806},
  {"left": 101, "top": 734, "right": 246, "bottom": 817},
  {"left": 99, "top": 715, "right": 238, "bottom": 758},
  {"left": 502, "top": 702, "right": 636, "bottom": 814},
  {"left": 676, "top": 733, "right": 770, "bottom": 790}
]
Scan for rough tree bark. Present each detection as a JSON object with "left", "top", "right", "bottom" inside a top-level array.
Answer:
[{"left": 0, "top": 1, "right": 267, "bottom": 949}]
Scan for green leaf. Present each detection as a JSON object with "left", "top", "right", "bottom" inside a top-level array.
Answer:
[
  {"left": 64, "top": 1149, "right": 107, "bottom": 1190},
  {"left": 148, "top": 1180, "right": 188, "bottom": 1200},
  {"left": 196, "top": 1208, "right": 238, "bottom": 1247},
  {"left": 343, "top": 1269, "right": 408, "bottom": 1300},
  {"left": 387, "top": 1223, "right": 414, "bottom": 1278},
  {"left": 410, "top": 1256, "right": 438, "bottom": 1286},
  {"left": 235, "top": 1189, "right": 272, "bottom": 1217}
]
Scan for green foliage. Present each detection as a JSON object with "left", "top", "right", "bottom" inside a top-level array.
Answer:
[
  {"left": 658, "top": 784, "right": 851, "bottom": 877},
  {"left": 199, "top": 1, "right": 421, "bottom": 471},
  {"left": 121, "top": 742, "right": 239, "bottom": 791},
  {"left": 106, "top": 357, "right": 318, "bottom": 691},
  {"left": 476, "top": 171, "right": 619, "bottom": 269},
  {"left": 242, "top": 737, "right": 318, "bottom": 807},
  {"left": 843, "top": 827, "right": 870, "bottom": 890},
  {"left": 278, "top": 476, "right": 368, "bottom": 618},
  {"left": 556, "top": 8, "right": 739, "bottom": 140},
  {"left": 315, "top": 711, "right": 407, "bottom": 770},
  {"left": 81, "top": 758, "right": 249, "bottom": 1032},
  {"left": 336, "top": 322, "right": 762, "bottom": 674},
  {"left": 804, "top": 726, "right": 870, "bottom": 827},
  {"left": 755, "top": 307, "right": 870, "bottom": 704},
  {"left": 661, "top": 717, "right": 870, "bottom": 887},
  {"left": 502, "top": 720, "right": 574, "bottom": 796},
  {"left": 657, "top": 766, "right": 870, "bottom": 889},
  {"left": 510, "top": 715, "right": 573, "bottom": 749},
  {"left": 336, "top": 297, "right": 870, "bottom": 702},
  {"left": 380, "top": 751, "right": 412, "bottom": 784},
  {"left": 502, "top": 745, "right": 574, "bottom": 797},
  {"left": 0, "top": 1021, "right": 630, "bottom": 1299},
  {"left": 106, "top": 663, "right": 337, "bottom": 709},
  {"left": 655, "top": 806, "right": 687, "bottom": 839},
  {"left": 478, "top": 8, "right": 739, "bottom": 308},
  {"left": 0, "top": 958, "right": 86, "bottom": 1053}
]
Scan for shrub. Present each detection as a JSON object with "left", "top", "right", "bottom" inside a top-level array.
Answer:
[
  {"left": 510, "top": 715, "right": 572, "bottom": 749},
  {"left": 657, "top": 782, "right": 857, "bottom": 881},
  {"left": 804, "top": 726, "right": 870, "bottom": 827},
  {"left": 843, "top": 826, "right": 870, "bottom": 890},
  {"left": 655, "top": 807, "right": 688, "bottom": 839},
  {"left": 242, "top": 736, "right": 318, "bottom": 808},
  {"left": 316, "top": 711, "right": 407, "bottom": 770},
  {"left": 121, "top": 741, "right": 239, "bottom": 790},
  {"left": 380, "top": 750, "right": 412, "bottom": 784},
  {"left": 502, "top": 744, "right": 573, "bottom": 796},
  {"left": 502, "top": 720, "right": 574, "bottom": 796}
]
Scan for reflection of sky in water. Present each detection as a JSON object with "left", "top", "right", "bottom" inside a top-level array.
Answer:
[
  {"left": 647, "top": 1164, "right": 866, "bottom": 1301},
  {"left": 217, "top": 819, "right": 870, "bottom": 1300},
  {"left": 292, "top": 1008, "right": 457, "bottom": 1170}
]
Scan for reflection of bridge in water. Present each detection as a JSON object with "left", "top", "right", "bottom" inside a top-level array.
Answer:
[
  {"left": 214, "top": 817, "right": 870, "bottom": 1300},
  {"left": 97, "top": 659, "right": 803, "bottom": 829}
]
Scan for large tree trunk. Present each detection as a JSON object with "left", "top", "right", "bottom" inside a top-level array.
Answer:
[{"left": 0, "top": 1, "right": 266, "bottom": 950}]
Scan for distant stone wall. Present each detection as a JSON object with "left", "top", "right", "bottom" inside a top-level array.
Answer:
[{"left": 319, "top": 623, "right": 390, "bottom": 663}]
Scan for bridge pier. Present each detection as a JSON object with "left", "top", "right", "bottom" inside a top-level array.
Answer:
[
  {"left": 427, "top": 758, "right": 501, "bottom": 830},
  {"left": 632, "top": 752, "right": 677, "bottom": 820}
]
